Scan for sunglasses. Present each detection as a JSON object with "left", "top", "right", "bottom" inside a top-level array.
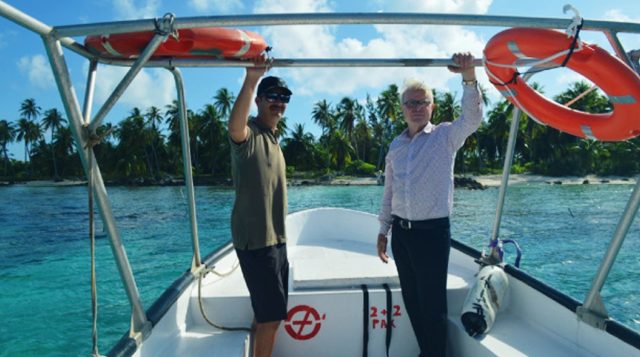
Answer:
[
  {"left": 403, "top": 99, "right": 431, "bottom": 108},
  {"left": 263, "top": 92, "right": 291, "bottom": 103}
]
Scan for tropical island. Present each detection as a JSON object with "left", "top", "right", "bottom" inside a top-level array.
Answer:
[{"left": 1, "top": 80, "right": 639, "bottom": 188}]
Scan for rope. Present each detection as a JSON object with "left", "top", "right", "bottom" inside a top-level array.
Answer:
[
  {"left": 383, "top": 284, "right": 392, "bottom": 357},
  {"left": 560, "top": 18, "right": 584, "bottom": 67},
  {"left": 484, "top": 5, "right": 585, "bottom": 89},
  {"left": 197, "top": 263, "right": 252, "bottom": 332},
  {"left": 564, "top": 84, "right": 597, "bottom": 107},
  {"left": 361, "top": 285, "right": 369, "bottom": 357},
  {"left": 482, "top": 8, "right": 585, "bottom": 126},
  {"left": 84, "top": 127, "right": 103, "bottom": 357},
  {"left": 154, "top": 13, "right": 178, "bottom": 39},
  {"left": 484, "top": 38, "right": 584, "bottom": 88}
]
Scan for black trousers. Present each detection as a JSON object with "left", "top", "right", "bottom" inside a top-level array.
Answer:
[{"left": 391, "top": 216, "right": 450, "bottom": 357}]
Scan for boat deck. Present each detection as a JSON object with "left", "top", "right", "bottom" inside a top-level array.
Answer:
[{"left": 135, "top": 208, "right": 636, "bottom": 357}]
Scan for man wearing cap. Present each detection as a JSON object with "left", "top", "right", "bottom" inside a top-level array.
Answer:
[{"left": 228, "top": 54, "right": 292, "bottom": 357}]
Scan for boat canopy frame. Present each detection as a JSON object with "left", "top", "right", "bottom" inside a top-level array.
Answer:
[{"left": 1, "top": 0, "right": 639, "bottom": 345}]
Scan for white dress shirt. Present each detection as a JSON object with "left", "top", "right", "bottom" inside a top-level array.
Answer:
[{"left": 378, "top": 85, "right": 482, "bottom": 235}]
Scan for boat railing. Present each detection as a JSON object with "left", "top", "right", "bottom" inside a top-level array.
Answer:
[{"left": 1, "top": 0, "right": 639, "bottom": 344}]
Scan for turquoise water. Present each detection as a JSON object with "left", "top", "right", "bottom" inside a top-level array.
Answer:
[{"left": 0, "top": 183, "right": 639, "bottom": 356}]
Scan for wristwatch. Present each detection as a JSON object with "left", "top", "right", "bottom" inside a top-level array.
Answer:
[{"left": 462, "top": 79, "right": 478, "bottom": 86}]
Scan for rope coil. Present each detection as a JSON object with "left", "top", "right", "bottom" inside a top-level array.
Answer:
[{"left": 197, "top": 262, "right": 252, "bottom": 332}]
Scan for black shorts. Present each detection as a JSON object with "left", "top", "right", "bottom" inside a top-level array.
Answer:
[{"left": 236, "top": 243, "right": 289, "bottom": 323}]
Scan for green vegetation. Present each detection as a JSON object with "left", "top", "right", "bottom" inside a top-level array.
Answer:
[{"left": 1, "top": 81, "right": 638, "bottom": 184}]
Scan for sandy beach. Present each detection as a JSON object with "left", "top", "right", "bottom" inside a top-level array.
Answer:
[
  {"left": 473, "top": 174, "right": 636, "bottom": 187},
  {"left": 289, "top": 174, "right": 637, "bottom": 188}
]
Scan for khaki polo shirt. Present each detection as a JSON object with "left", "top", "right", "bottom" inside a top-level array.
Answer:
[{"left": 229, "top": 119, "right": 287, "bottom": 250}]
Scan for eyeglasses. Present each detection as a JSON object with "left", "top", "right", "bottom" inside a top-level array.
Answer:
[
  {"left": 263, "top": 92, "right": 291, "bottom": 103},
  {"left": 403, "top": 99, "right": 431, "bottom": 108}
]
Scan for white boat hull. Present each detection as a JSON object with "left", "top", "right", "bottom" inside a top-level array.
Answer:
[{"left": 120, "top": 207, "right": 639, "bottom": 357}]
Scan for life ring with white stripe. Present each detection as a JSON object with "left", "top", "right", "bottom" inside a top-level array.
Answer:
[
  {"left": 84, "top": 27, "right": 268, "bottom": 60},
  {"left": 484, "top": 27, "right": 640, "bottom": 141}
]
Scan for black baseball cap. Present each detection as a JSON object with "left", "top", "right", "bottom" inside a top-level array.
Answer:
[{"left": 257, "top": 76, "right": 292, "bottom": 96}]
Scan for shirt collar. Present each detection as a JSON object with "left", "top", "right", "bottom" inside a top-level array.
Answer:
[
  {"left": 400, "top": 122, "right": 434, "bottom": 140},
  {"left": 250, "top": 118, "right": 279, "bottom": 143}
]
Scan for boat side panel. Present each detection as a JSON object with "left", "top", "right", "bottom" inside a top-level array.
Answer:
[{"left": 274, "top": 289, "right": 419, "bottom": 357}]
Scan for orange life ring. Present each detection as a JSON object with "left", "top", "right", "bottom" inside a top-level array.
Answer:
[
  {"left": 484, "top": 28, "right": 640, "bottom": 141},
  {"left": 84, "top": 27, "right": 268, "bottom": 60}
]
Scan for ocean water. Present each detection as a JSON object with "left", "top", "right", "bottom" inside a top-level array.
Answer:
[{"left": 0, "top": 183, "right": 639, "bottom": 356}]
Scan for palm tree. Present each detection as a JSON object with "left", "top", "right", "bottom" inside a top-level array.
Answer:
[
  {"left": 16, "top": 119, "right": 42, "bottom": 162},
  {"left": 365, "top": 95, "right": 383, "bottom": 165},
  {"left": 164, "top": 100, "right": 191, "bottom": 173},
  {"left": 276, "top": 116, "right": 288, "bottom": 140},
  {"left": 353, "top": 116, "right": 372, "bottom": 162},
  {"left": 478, "top": 83, "right": 491, "bottom": 107},
  {"left": 54, "top": 126, "right": 75, "bottom": 157},
  {"left": 145, "top": 106, "right": 164, "bottom": 177},
  {"left": 326, "top": 130, "right": 354, "bottom": 170},
  {"left": 0, "top": 119, "right": 16, "bottom": 176},
  {"left": 53, "top": 126, "right": 76, "bottom": 177},
  {"left": 282, "top": 123, "right": 316, "bottom": 171},
  {"left": 165, "top": 100, "right": 181, "bottom": 135},
  {"left": 199, "top": 103, "right": 227, "bottom": 175},
  {"left": 432, "top": 91, "right": 460, "bottom": 124},
  {"left": 376, "top": 85, "right": 401, "bottom": 169},
  {"left": 20, "top": 98, "right": 41, "bottom": 122},
  {"left": 145, "top": 106, "right": 164, "bottom": 131},
  {"left": 97, "top": 123, "right": 116, "bottom": 143},
  {"left": 115, "top": 108, "right": 151, "bottom": 179},
  {"left": 312, "top": 99, "right": 336, "bottom": 138},
  {"left": 483, "top": 99, "right": 512, "bottom": 166},
  {"left": 41, "top": 108, "right": 67, "bottom": 180},
  {"left": 336, "top": 97, "right": 364, "bottom": 158},
  {"left": 16, "top": 118, "right": 42, "bottom": 177},
  {"left": 213, "top": 88, "right": 235, "bottom": 120}
]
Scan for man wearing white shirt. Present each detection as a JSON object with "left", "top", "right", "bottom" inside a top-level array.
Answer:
[{"left": 376, "top": 52, "right": 482, "bottom": 357}]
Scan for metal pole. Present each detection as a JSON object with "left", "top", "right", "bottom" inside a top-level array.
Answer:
[
  {"left": 88, "top": 32, "right": 169, "bottom": 131},
  {"left": 603, "top": 30, "right": 634, "bottom": 68},
  {"left": 489, "top": 107, "right": 521, "bottom": 243},
  {"left": 82, "top": 61, "right": 98, "bottom": 125},
  {"left": 41, "top": 34, "right": 151, "bottom": 340},
  {"left": 488, "top": 71, "right": 539, "bottom": 258},
  {"left": 581, "top": 178, "right": 640, "bottom": 317},
  {"left": 0, "top": 1, "right": 94, "bottom": 58},
  {"left": 169, "top": 67, "right": 202, "bottom": 271},
  {"left": 94, "top": 57, "right": 486, "bottom": 69},
  {"left": 51, "top": 12, "right": 640, "bottom": 38}
]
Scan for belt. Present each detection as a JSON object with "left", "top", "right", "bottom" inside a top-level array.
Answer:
[{"left": 392, "top": 215, "right": 450, "bottom": 230}]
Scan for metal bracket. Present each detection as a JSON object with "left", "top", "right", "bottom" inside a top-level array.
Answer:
[
  {"left": 129, "top": 316, "right": 153, "bottom": 345},
  {"left": 577, "top": 292, "right": 609, "bottom": 330}
]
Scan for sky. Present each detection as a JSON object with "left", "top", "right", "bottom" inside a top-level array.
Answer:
[{"left": 1, "top": 0, "right": 639, "bottom": 161}]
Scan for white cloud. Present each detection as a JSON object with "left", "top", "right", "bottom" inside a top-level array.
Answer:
[
  {"left": 91, "top": 66, "right": 175, "bottom": 115},
  {"left": 555, "top": 69, "right": 593, "bottom": 87},
  {"left": 112, "top": 0, "right": 161, "bottom": 20},
  {"left": 602, "top": 9, "right": 640, "bottom": 52},
  {"left": 602, "top": 9, "right": 640, "bottom": 23},
  {"left": 188, "top": 0, "right": 244, "bottom": 14},
  {"left": 254, "top": 0, "right": 332, "bottom": 13},
  {"left": 251, "top": 0, "right": 492, "bottom": 99},
  {"left": 384, "top": 0, "right": 492, "bottom": 14},
  {"left": 17, "top": 55, "right": 55, "bottom": 90}
]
